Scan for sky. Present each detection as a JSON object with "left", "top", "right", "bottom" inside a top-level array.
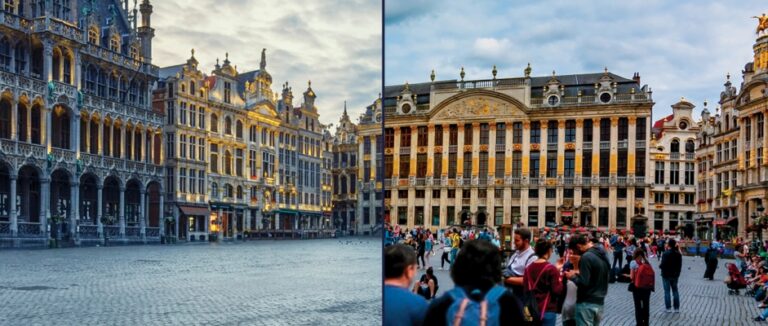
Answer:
[
  {"left": 150, "top": 0, "right": 381, "bottom": 128},
  {"left": 385, "top": 0, "right": 767, "bottom": 120}
]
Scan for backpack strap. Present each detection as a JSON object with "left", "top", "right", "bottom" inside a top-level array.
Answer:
[
  {"left": 479, "top": 300, "right": 488, "bottom": 326},
  {"left": 452, "top": 298, "right": 470, "bottom": 326}
]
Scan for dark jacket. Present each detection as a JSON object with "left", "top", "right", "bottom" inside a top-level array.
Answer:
[
  {"left": 659, "top": 249, "right": 683, "bottom": 278},
  {"left": 571, "top": 246, "right": 610, "bottom": 305},
  {"left": 423, "top": 286, "right": 530, "bottom": 325}
]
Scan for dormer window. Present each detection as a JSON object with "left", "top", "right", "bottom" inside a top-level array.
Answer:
[
  {"left": 109, "top": 36, "right": 120, "bottom": 52},
  {"left": 129, "top": 46, "right": 139, "bottom": 59},
  {"left": 88, "top": 28, "right": 99, "bottom": 45},
  {"left": 190, "top": 81, "right": 195, "bottom": 95},
  {"left": 547, "top": 95, "right": 559, "bottom": 106},
  {"left": 599, "top": 92, "right": 612, "bottom": 104},
  {"left": 4, "top": 0, "right": 15, "bottom": 14},
  {"left": 401, "top": 103, "right": 411, "bottom": 114},
  {"left": 224, "top": 82, "right": 232, "bottom": 104}
]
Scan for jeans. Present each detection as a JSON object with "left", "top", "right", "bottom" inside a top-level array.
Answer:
[
  {"left": 633, "top": 288, "right": 652, "bottom": 326},
  {"left": 541, "top": 311, "right": 557, "bottom": 326},
  {"left": 450, "top": 248, "right": 458, "bottom": 268},
  {"left": 612, "top": 253, "right": 623, "bottom": 270},
  {"left": 662, "top": 276, "right": 680, "bottom": 310},
  {"left": 575, "top": 302, "right": 603, "bottom": 326},
  {"left": 440, "top": 252, "right": 450, "bottom": 268}
]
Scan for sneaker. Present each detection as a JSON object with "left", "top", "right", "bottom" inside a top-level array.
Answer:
[
  {"left": 673, "top": 309, "right": 680, "bottom": 313},
  {"left": 665, "top": 309, "right": 672, "bottom": 313}
]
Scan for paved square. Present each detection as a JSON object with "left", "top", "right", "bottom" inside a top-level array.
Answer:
[
  {"left": 0, "top": 238, "right": 381, "bottom": 326},
  {"left": 422, "top": 249, "right": 763, "bottom": 325}
]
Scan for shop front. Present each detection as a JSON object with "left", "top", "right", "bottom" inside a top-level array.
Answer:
[{"left": 178, "top": 205, "right": 210, "bottom": 242}]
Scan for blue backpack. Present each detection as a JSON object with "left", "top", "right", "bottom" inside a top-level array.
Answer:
[{"left": 446, "top": 286, "right": 506, "bottom": 326}]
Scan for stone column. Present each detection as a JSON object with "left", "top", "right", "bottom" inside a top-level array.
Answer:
[
  {"left": 74, "top": 51, "right": 81, "bottom": 89},
  {"left": 410, "top": 125, "right": 418, "bottom": 178},
  {"left": 40, "top": 177, "right": 50, "bottom": 234},
  {"left": 43, "top": 39, "right": 53, "bottom": 82},
  {"left": 218, "top": 207, "right": 223, "bottom": 239},
  {"left": 628, "top": 117, "right": 637, "bottom": 176},
  {"left": 139, "top": 188, "right": 146, "bottom": 236},
  {"left": 540, "top": 120, "right": 548, "bottom": 179},
  {"left": 392, "top": 126, "right": 401, "bottom": 179},
  {"left": 158, "top": 190, "right": 164, "bottom": 236},
  {"left": 10, "top": 97, "right": 17, "bottom": 141},
  {"left": 9, "top": 174, "right": 17, "bottom": 235},
  {"left": 370, "top": 135, "right": 377, "bottom": 182},
  {"left": 119, "top": 185, "right": 125, "bottom": 237},
  {"left": 70, "top": 181, "right": 79, "bottom": 238},
  {"left": 97, "top": 183, "right": 103, "bottom": 235},
  {"left": 85, "top": 116, "right": 91, "bottom": 153}
]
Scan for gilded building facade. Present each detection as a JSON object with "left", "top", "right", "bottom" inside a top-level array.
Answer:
[
  {"left": 330, "top": 99, "right": 383, "bottom": 235},
  {"left": 155, "top": 50, "right": 334, "bottom": 241},
  {"left": 649, "top": 99, "right": 699, "bottom": 234},
  {"left": 384, "top": 67, "right": 653, "bottom": 232},
  {"left": 0, "top": 0, "right": 164, "bottom": 246}
]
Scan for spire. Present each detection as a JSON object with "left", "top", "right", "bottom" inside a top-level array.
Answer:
[
  {"left": 260, "top": 48, "right": 267, "bottom": 70},
  {"left": 343, "top": 100, "right": 348, "bottom": 116},
  {"left": 223, "top": 52, "right": 230, "bottom": 65}
]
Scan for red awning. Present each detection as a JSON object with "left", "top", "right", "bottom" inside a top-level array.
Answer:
[
  {"left": 179, "top": 205, "right": 210, "bottom": 216},
  {"left": 712, "top": 219, "right": 727, "bottom": 226},
  {"left": 561, "top": 211, "right": 573, "bottom": 217}
]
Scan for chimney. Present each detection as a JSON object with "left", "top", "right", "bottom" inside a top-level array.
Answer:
[{"left": 633, "top": 72, "right": 640, "bottom": 85}]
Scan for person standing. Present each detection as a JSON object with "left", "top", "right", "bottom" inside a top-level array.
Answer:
[
  {"left": 504, "top": 228, "right": 538, "bottom": 295},
  {"left": 612, "top": 236, "right": 625, "bottom": 270},
  {"left": 450, "top": 228, "right": 461, "bottom": 268},
  {"left": 629, "top": 248, "right": 654, "bottom": 326},
  {"left": 564, "top": 235, "right": 610, "bottom": 326},
  {"left": 703, "top": 243, "right": 719, "bottom": 280},
  {"left": 524, "top": 239, "right": 564, "bottom": 326},
  {"left": 440, "top": 232, "right": 452, "bottom": 270},
  {"left": 384, "top": 244, "right": 428, "bottom": 326},
  {"left": 659, "top": 238, "right": 682, "bottom": 313}
]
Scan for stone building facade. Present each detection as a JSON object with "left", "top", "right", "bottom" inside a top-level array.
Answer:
[
  {"left": 649, "top": 99, "right": 699, "bottom": 235},
  {"left": 0, "top": 0, "right": 164, "bottom": 247},
  {"left": 155, "top": 49, "right": 334, "bottom": 241},
  {"left": 384, "top": 67, "right": 653, "bottom": 232}
]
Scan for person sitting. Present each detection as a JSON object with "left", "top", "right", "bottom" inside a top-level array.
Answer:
[
  {"left": 413, "top": 267, "right": 439, "bottom": 300},
  {"left": 725, "top": 262, "right": 747, "bottom": 295}
]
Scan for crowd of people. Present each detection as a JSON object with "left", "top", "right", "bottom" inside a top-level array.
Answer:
[{"left": 384, "top": 225, "right": 695, "bottom": 326}]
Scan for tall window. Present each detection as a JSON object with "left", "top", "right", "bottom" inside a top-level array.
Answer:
[
  {"left": 759, "top": 114, "right": 765, "bottom": 139},
  {"left": 434, "top": 125, "right": 443, "bottom": 145},
  {"left": 417, "top": 126, "right": 427, "bottom": 146},
  {"left": 582, "top": 151, "right": 592, "bottom": 177},
  {"left": 236, "top": 149, "right": 243, "bottom": 177},
  {"left": 496, "top": 123, "right": 506, "bottom": 145},
  {"left": 512, "top": 152, "right": 522, "bottom": 177},
  {"left": 512, "top": 122, "right": 522, "bottom": 144},
  {"left": 384, "top": 128, "right": 394, "bottom": 148},
  {"left": 530, "top": 122, "right": 540, "bottom": 144},
  {"left": 600, "top": 118, "right": 610, "bottom": 141},
  {"left": 547, "top": 121, "right": 557, "bottom": 143},
  {"left": 384, "top": 155, "right": 393, "bottom": 178},
  {"left": 464, "top": 124, "right": 473, "bottom": 145},
  {"left": 636, "top": 117, "right": 646, "bottom": 140},
  {"left": 564, "top": 151, "right": 575, "bottom": 177},
  {"left": 463, "top": 153, "right": 472, "bottom": 177},
  {"left": 565, "top": 120, "right": 576, "bottom": 142},
  {"left": 685, "top": 162, "right": 694, "bottom": 185},
  {"left": 479, "top": 123, "right": 489, "bottom": 145},
  {"left": 14, "top": 44, "right": 25, "bottom": 74},
  {"left": 400, "top": 127, "right": 411, "bottom": 147},
  {"left": 225, "top": 117, "right": 232, "bottom": 135},
  {"left": 478, "top": 152, "right": 488, "bottom": 178},
  {"left": 670, "top": 162, "right": 680, "bottom": 184},
  {"left": 546, "top": 152, "right": 557, "bottom": 178},
  {"left": 655, "top": 162, "right": 665, "bottom": 184},
  {"left": 530, "top": 152, "right": 540, "bottom": 177},
  {"left": 210, "top": 144, "right": 219, "bottom": 173},
  {"left": 417, "top": 154, "right": 427, "bottom": 177},
  {"left": 583, "top": 119, "right": 593, "bottom": 142},
  {"left": 399, "top": 154, "right": 409, "bottom": 178},
  {"left": 449, "top": 125, "right": 458, "bottom": 145},
  {"left": 448, "top": 153, "right": 457, "bottom": 178},
  {"left": 224, "top": 82, "right": 232, "bottom": 103},
  {"left": 618, "top": 118, "right": 628, "bottom": 140}
]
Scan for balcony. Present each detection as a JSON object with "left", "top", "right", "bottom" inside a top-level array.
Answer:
[
  {"left": 618, "top": 140, "right": 628, "bottom": 149},
  {"left": 495, "top": 144, "right": 505, "bottom": 152},
  {"left": 32, "top": 17, "right": 83, "bottom": 43},
  {"left": 82, "top": 94, "right": 163, "bottom": 126},
  {"left": 0, "top": 12, "right": 31, "bottom": 33},
  {"left": 399, "top": 147, "right": 410, "bottom": 155},
  {"left": 636, "top": 140, "right": 647, "bottom": 149},
  {"left": 547, "top": 143, "right": 557, "bottom": 151},
  {"left": 448, "top": 145, "right": 458, "bottom": 153},
  {"left": 670, "top": 152, "right": 680, "bottom": 160},
  {"left": 599, "top": 177, "right": 610, "bottom": 185},
  {"left": 583, "top": 141, "right": 592, "bottom": 149},
  {"left": 564, "top": 177, "right": 574, "bottom": 185},
  {"left": 600, "top": 141, "right": 610, "bottom": 150},
  {"left": 685, "top": 153, "right": 695, "bottom": 160}
]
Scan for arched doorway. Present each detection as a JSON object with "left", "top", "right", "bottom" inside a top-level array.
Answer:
[
  {"left": 460, "top": 209, "right": 472, "bottom": 226},
  {"left": 125, "top": 179, "right": 141, "bottom": 231},
  {"left": 102, "top": 176, "right": 121, "bottom": 229},
  {"left": 79, "top": 173, "right": 98, "bottom": 224},
  {"left": 49, "top": 169, "right": 72, "bottom": 239},
  {"left": 147, "top": 181, "right": 161, "bottom": 229},
  {"left": 476, "top": 209, "right": 487, "bottom": 226},
  {"left": 17, "top": 165, "right": 40, "bottom": 224}
]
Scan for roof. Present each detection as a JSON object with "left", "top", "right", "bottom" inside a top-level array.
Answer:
[
  {"left": 158, "top": 64, "right": 184, "bottom": 79},
  {"left": 235, "top": 69, "right": 260, "bottom": 95},
  {"left": 652, "top": 114, "right": 675, "bottom": 138},
  {"left": 204, "top": 76, "right": 217, "bottom": 89}
]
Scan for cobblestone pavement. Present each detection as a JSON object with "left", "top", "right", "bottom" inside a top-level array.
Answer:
[
  {"left": 0, "top": 238, "right": 381, "bottom": 326},
  {"left": 422, "top": 249, "right": 764, "bottom": 325}
]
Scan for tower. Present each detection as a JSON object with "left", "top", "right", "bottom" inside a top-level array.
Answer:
[{"left": 138, "top": 0, "right": 154, "bottom": 62}]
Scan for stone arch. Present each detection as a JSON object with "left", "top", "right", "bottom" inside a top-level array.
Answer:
[
  {"left": 0, "top": 90, "right": 12, "bottom": 139},
  {"left": 79, "top": 172, "right": 100, "bottom": 223},
  {"left": 51, "top": 103, "right": 73, "bottom": 149},
  {"left": 17, "top": 164, "right": 41, "bottom": 223},
  {"left": 146, "top": 180, "right": 162, "bottom": 228}
]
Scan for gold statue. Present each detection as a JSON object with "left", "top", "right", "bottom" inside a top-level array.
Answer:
[{"left": 753, "top": 13, "right": 768, "bottom": 35}]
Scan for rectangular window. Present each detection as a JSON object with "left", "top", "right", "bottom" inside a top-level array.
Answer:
[
  {"left": 530, "top": 152, "right": 540, "bottom": 177},
  {"left": 449, "top": 125, "right": 458, "bottom": 146},
  {"left": 565, "top": 120, "right": 576, "bottom": 142},
  {"left": 636, "top": 150, "right": 646, "bottom": 177},
  {"left": 600, "top": 118, "right": 611, "bottom": 141},
  {"left": 599, "top": 151, "right": 609, "bottom": 177},
  {"left": 616, "top": 207, "right": 627, "bottom": 228},
  {"left": 583, "top": 119, "right": 593, "bottom": 142},
  {"left": 480, "top": 123, "right": 489, "bottom": 145},
  {"left": 582, "top": 151, "right": 592, "bottom": 177},
  {"left": 417, "top": 154, "right": 427, "bottom": 178},
  {"left": 655, "top": 161, "right": 665, "bottom": 184},
  {"left": 417, "top": 126, "right": 428, "bottom": 147},
  {"left": 401, "top": 127, "right": 411, "bottom": 148},
  {"left": 528, "top": 207, "right": 538, "bottom": 227},
  {"left": 384, "top": 128, "right": 394, "bottom": 148},
  {"left": 546, "top": 152, "right": 557, "bottom": 178},
  {"left": 529, "top": 188, "right": 539, "bottom": 198},
  {"left": 530, "top": 122, "right": 540, "bottom": 144},
  {"left": 496, "top": 123, "right": 506, "bottom": 145},
  {"left": 399, "top": 155, "right": 409, "bottom": 178},
  {"left": 479, "top": 152, "right": 488, "bottom": 178},
  {"left": 513, "top": 122, "right": 522, "bottom": 144},
  {"left": 463, "top": 152, "right": 472, "bottom": 177},
  {"left": 434, "top": 153, "right": 442, "bottom": 177},
  {"left": 464, "top": 124, "right": 473, "bottom": 145},
  {"left": 564, "top": 151, "right": 575, "bottom": 177},
  {"left": 618, "top": 117, "right": 628, "bottom": 141},
  {"left": 224, "top": 82, "right": 232, "bottom": 103},
  {"left": 599, "top": 207, "right": 609, "bottom": 227},
  {"left": 448, "top": 153, "right": 457, "bottom": 178},
  {"left": 670, "top": 162, "right": 680, "bottom": 184},
  {"left": 384, "top": 155, "right": 393, "bottom": 178},
  {"left": 685, "top": 162, "right": 695, "bottom": 185},
  {"left": 636, "top": 118, "right": 646, "bottom": 141},
  {"left": 617, "top": 150, "right": 627, "bottom": 176},
  {"left": 434, "top": 125, "right": 443, "bottom": 146},
  {"left": 547, "top": 121, "right": 558, "bottom": 143},
  {"left": 179, "top": 168, "right": 187, "bottom": 193}
]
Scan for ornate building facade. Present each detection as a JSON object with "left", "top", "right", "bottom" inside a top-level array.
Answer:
[
  {"left": 0, "top": 0, "right": 164, "bottom": 247},
  {"left": 330, "top": 99, "right": 383, "bottom": 235},
  {"left": 649, "top": 99, "right": 699, "bottom": 235},
  {"left": 155, "top": 49, "right": 334, "bottom": 241},
  {"left": 384, "top": 67, "right": 653, "bottom": 232}
]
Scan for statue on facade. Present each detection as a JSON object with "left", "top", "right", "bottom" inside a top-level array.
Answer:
[{"left": 753, "top": 13, "right": 768, "bottom": 35}]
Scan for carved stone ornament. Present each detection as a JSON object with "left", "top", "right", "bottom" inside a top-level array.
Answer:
[{"left": 433, "top": 96, "right": 525, "bottom": 120}]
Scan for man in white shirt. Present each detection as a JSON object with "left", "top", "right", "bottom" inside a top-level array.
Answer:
[{"left": 503, "top": 227, "right": 537, "bottom": 295}]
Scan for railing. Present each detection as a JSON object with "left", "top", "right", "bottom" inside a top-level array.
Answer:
[
  {"left": 583, "top": 141, "right": 592, "bottom": 149},
  {"left": 617, "top": 176, "right": 627, "bottom": 185},
  {"left": 0, "top": 12, "right": 31, "bottom": 32},
  {"left": 415, "top": 178, "right": 426, "bottom": 186},
  {"left": 17, "top": 222, "right": 41, "bottom": 236},
  {"left": 433, "top": 78, "right": 526, "bottom": 90},
  {"left": 529, "top": 178, "right": 539, "bottom": 185},
  {"left": 618, "top": 140, "right": 628, "bottom": 149},
  {"left": 547, "top": 143, "right": 557, "bottom": 151},
  {"left": 145, "top": 227, "right": 160, "bottom": 237},
  {"left": 530, "top": 91, "right": 651, "bottom": 108},
  {"left": 448, "top": 145, "right": 458, "bottom": 153},
  {"left": 478, "top": 177, "right": 488, "bottom": 186},
  {"left": 599, "top": 177, "right": 610, "bottom": 185},
  {"left": 0, "top": 221, "right": 10, "bottom": 235},
  {"left": 685, "top": 153, "right": 695, "bottom": 160},
  {"left": 399, "top": 147, "right": 410, "bottom": 155},
  {"left": 495, "top": 144, "right": 505, "bottom": 151},
  {"left": 583, "top": 177, "right": 592, "bottom": 186},
  {"left": 78, "top": 225, "right": 99, "bottom": 238},
  {"left": 32, "top": 17, "right": 84, "bottom": 42},
  {"left": 564, "top": 177, "right": 574, "bottom": 185},
  {"left": 600, "top": 141, "right": 610, "bottom": 150},
  {"left": 52, "top": 147, "right": 76, "bottom": 162},
  {"left": 104, "top": 226, "right": 120, "bottom": 237},
  {"left": 510, "top": 177, "right": 521, "bottom": 185},
  {"left": 636, "top": 140, "right": 647, "bottom": 149},
  {"left": 125, "top": 227, "right": 141, "bottom": 238},
  {"left": 670, "top": 153, "right": 680, "bottom": 160},
  {"left": 432, "top": 178, "right": 442, "bottom": 186}
]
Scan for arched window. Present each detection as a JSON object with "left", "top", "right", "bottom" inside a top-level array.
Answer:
[
  {"left": 211, "top": 182, "right": 218, "bottom": 198},
  {"left": 685, "top": 139, "right": 695, "bottom": 153},
  {"left": 0, "top": 98, "right": 10, "bottom": 139},
  {"left": 224, "top": 117, "right": 232, "bottom": 135},
  {"left": 236, "top": 120, "right": 243, "bottom": 138},
  {"left": 670, "top": 139, "right": 680, "bottom": 153},
  {"left": 109, "top": 35, "right": 120, "bottom": 52},
  {"left": 85, "top": 65, "right": 97, "bottom": 93},
  {"left": 189, "top": 81, "right": 195, "bottom": 95},
  {"left": 108, "top": 73, "right": 118, "bottom": 99},
  {"left": 119, "top": 77, "right": 128, "bottom": 101},
  {"left": 30, "top": 103, "right": 41, "bottom": 144},
  {"left": 16, "top": 102, "right": 27, "bottom": 141},
  {"left": 51, "top": 48, "right": 60, "bottom": 80},
  {"left": 62, "top": 50, "right": 71, "bottom": 83},
  {"left": 210, "top": 114, "right": 218, "bottom": 132}
]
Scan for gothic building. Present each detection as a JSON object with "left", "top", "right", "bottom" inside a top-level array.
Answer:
[{"left": 0, "top": 0, "right": 163, "bottom": 247}]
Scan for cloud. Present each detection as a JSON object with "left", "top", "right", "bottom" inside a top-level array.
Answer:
[
  {"left": 385, "top": 0, "right": 766, "bottom": 119},
  {"left": 385, "top": 0, "right": 435, "bottom": 25},
  {"left": 151, "top": 0, "right": 381, "bottom": 126}
]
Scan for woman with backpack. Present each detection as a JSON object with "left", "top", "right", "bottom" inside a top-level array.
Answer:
[
  {"left": 523, "top": 239, "right": 564, "bottom": 326},
  {"left": 703, "top": 243, "right": 719, "bottom": 280},
  {"left": 629, "top": 248, "right": 655, "bottom": 326}
]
